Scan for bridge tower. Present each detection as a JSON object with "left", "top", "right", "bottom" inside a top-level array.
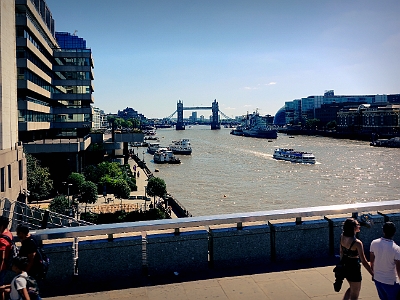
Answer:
[
  {"left": 211, "top": 99, "right": 221, "bottom": 130},
  {"left": 176, "top": 100, "right": 185, "bottom": 130}
]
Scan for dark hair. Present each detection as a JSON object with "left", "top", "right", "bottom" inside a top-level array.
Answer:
[
  {"left": 0, "top": 216, "right": 9, "bottom": 228},
  {"left": 16, "top": 224, "right": 29, "bottom": 235},
  {"left": 383, "top": 222, "right": 396, "bottom": 238},
  {"left": 12, "top": 256, "right": 28, "bottom": 271},
  {"left": 343, "top": 218, "right": 358, "bottom": 237}
]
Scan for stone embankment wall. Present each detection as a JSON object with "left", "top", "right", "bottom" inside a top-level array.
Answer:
[
  {"left": 131, "top": 152, "right": 192, "bottom": 217},
  {"left": 37, "top": 212, "right": 400, "bottom": 296}
]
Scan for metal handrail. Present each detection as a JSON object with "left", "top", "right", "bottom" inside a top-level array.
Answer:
[{"left": 34, "top": 200, "right": 400, "bottom": 240}]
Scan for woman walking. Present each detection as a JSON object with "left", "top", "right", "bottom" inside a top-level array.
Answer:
[{"left": 340, "top": 218, "right": 374, "bottom": 300}]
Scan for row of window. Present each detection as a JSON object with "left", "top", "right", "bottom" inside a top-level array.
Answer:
[
  {"left": 18, "top": 68, "right": 93, "bottom": 94},
  {"left": 17, "top": 47, "right": 53, "bottom": 78},
  {"left": 18, "top": 110, "right": 92, "bottom": 123},
  {"left": 55, "top": 71, "right": 92, "bottom": 80},
  {"left": 0, "top": 161, "right": 23, "bottom": 193},
  {"left": 55, "top": 57, "right": 91, "bottom": 67}
]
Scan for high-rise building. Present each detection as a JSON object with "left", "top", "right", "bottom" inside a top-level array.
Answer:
[
  {"left": 15, "top": 0, "right": 95, "bottom": 179},
  {"left": 0, "top": 0, "right": 27, "bottom": 201}
]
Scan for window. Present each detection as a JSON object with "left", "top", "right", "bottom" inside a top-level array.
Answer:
[
  {"left": 8, "top": 165, "right": 11, "bottom": 189},
  {"left": 19, "top": 160, "right": 23, "bottom": 180},
  {"left": 1, "top": 168, "right": 5, "bottom": 192}
]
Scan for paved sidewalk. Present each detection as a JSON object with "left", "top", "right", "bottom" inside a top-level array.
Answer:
[{"left": 43, "top": 265, "right": 379, "bottom": 300}]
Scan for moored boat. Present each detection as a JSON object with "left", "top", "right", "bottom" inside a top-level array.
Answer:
[
  {"left": 169, "top": 139, "right": 192, "bottom": 155},
  {"left": 153, "top": 149, "right": 181, "bottom": 164},
  {"left": 147, "top": 142, "right": 161, "bottom": 154},
  {"left": 230, "top": 110, "right": 277, "bottom": 139},
  {"left": 273, "top": 148, "right": 316, "bottom": 164}
]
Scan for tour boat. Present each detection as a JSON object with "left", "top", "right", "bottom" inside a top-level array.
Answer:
[
  {"left": 169, "top": 139, "right": 192, "bottom": 155},
  {"left": 273, "top": 148, "right": 316, "bottom": 164},
  {"left": 153, "top": 149, "right": 181, "bottom": 164}
]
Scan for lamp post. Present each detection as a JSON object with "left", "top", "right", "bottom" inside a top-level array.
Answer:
[{"left": 62, "top": 182, "right": 73, "bottom": 215}]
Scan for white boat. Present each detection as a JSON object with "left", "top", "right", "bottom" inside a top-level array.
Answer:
[
  {"left": 153, "top": 149, "right": 181, "bottom": 164},
  {"left": 147, "top": 142, "right": 161, "bottom": 154},
  {"left": 273, "top": 148, "right": 316, "bottom": 164},
  {"left": 169, "top": 139, "right": 192, "bottom": 155}
]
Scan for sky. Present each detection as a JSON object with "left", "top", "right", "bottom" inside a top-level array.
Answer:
[{"left": 45, "top": 0, "right": 400, "bottom": 119}]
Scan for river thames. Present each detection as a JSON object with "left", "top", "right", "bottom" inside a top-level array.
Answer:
[{"left": 141, "top": 126, "right": 400, "bottom": 217}]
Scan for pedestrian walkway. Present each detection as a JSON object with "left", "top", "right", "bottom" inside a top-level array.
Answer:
[{"left": 42, "top": 264, "right": 379, "bottom": 299}]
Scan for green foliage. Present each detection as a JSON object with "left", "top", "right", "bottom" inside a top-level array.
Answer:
[
  {"left": 48, "top": 195, "right": 69, "bottom": 214},
  {"left": 326, "top": 120, "right": 337, "bottom": 129},
  {"left": 305, "top": 118, "right": 320, "bottom": 129},
  {"left": 146, "top": 177, "right": 167, "bottom": 199},
  {"left": 67, "top": 172, "right": 85, "bottom": 194},
  {"left": 97, "top": 162, "right": 123, "bottom": 178},
  {"left": 80, "top": 181, "right": 98, "bottom": 206},
  {"left": 80, "top": 208, "right": 168, "bottom": 224},
  {"left": 83, "top": 165, "right": 99, "bottom": 183},
  {"left": 26, "top": 153, "right": 53, "bottom": 202},
  {"left": 113, "top": 179, "right": 130, "bottom": 199},
  {"left": 84, "top": 162, "right": 137, "bottom": 195}
]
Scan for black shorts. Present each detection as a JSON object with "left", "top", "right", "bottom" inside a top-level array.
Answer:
[{"left": 344, "top": 258, "right": 362, "bottom": 282}]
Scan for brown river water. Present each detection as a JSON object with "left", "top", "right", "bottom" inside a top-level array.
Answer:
[{"left": 140, "top": 125, "right": 400, "bottom": 217}]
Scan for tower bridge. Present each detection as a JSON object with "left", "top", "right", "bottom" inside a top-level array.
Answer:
[{"left": 165, "top": 99, "right": 234, "bottom": 130}]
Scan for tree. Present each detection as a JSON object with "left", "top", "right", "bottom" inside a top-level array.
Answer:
[
  {"left": 68, "top": 172, "right": 85, "bottom": 195},
  {"left": 305, "top": 118, "right": 320, "bottom": 129},
  {"left": 146, "top": 177, "right": 167, "bottom": 207},
  {"left": 26, "top": 153, "right": 53, "bottom": 202},
  {"left": 326, "top": 120, "right": 337, "bottom": 129},
  {"left": 79, "top": 181, "right": 98, "bottom": 212},
  {"left": 48, "top": 195, "right": 69, "bottom": 215},
  {"left": 113, "top": 179, "right": 130, "bottom": 199}
]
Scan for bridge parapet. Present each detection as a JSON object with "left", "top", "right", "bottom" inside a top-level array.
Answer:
[{"left": 32, "top": 200, "right": 400, "bottom": 297}]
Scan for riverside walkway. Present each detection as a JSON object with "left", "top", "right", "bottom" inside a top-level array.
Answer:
[{"left": 43, "top": 263, "right": 379, "bottom": 299}]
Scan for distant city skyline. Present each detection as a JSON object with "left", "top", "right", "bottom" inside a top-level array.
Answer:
[{"left": 46, "top": 0, "right": 400, "bottom": 119}]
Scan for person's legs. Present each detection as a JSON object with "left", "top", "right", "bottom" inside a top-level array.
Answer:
[
  {"left": 348, "top": 281, "right": 361, "bottom": 300},
  {"left": 0, "top": 269, "right": 6, "bottom": 286},
  {"left": 374, "top": 280, "right": 400, "bottom": 300}
]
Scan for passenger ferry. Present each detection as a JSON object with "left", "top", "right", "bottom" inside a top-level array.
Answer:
[
  {"left": 153, "top": 149, "right": 181, "bottom": 164},
  {"left": 169, "top": 139, "right": 192, "bottom": 155},
  {"left": 273, "top": 148, "right": 316, "bottom": 164}
]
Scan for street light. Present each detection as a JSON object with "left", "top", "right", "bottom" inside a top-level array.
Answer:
[{"left": 62, "top": 182, "right": 73, "bottom": 214}]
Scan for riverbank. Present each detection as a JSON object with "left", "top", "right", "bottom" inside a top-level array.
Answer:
[
  {"left": 278, "top": 127, "right": 400, "bottom": 142},
  {"left": 129, "top": 152, "right": 193, "bottom": 218}
]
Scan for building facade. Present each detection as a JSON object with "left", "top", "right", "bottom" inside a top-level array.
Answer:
[
  {"left": 14, "top": 0, "right": 95, "bottom": 184},
  {"left": 0, "top": 0, "right": 27, "bottom": 201},
  {"left": 281, "top": 90, "right": 400, "bottom": 128}
]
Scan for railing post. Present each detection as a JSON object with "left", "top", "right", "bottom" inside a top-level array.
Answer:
[
  {"left": 73, "top": 237, "right": 79, "bottom": 276},
  {"left": 40, "top": 210, "right": 50, "bottom": 229}
]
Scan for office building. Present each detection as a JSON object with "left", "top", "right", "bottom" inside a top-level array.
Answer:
[
  {"left": 0, "top": 0, "right": 27, "bottom": 201},
  {"left": 15, "top": 0, "right": 95, "bottom": 180}
]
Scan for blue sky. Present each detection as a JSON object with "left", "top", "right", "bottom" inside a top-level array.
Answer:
[{"left": 46, "top": 0, "right": 400, "bottom": 119}]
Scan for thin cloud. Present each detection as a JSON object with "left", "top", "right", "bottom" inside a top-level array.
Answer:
[{"left": 265, "top": 82, "right": 277, "bottom": 86}]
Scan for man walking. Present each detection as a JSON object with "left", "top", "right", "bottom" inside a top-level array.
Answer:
[{"left": 370, "top": 222, "right": 400, "bottom": 300}]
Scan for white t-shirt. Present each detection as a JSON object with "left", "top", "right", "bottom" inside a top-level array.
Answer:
[
  {"left": 370, "top": 238, "right": 400, "bottom": 285},
  {"left": 9, "top": 272, "right": 28, "bottom": 300}
]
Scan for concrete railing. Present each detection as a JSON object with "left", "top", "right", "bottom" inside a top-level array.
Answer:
[{"left": 32, "top": 200, "right": 400, "bottom": 296}]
